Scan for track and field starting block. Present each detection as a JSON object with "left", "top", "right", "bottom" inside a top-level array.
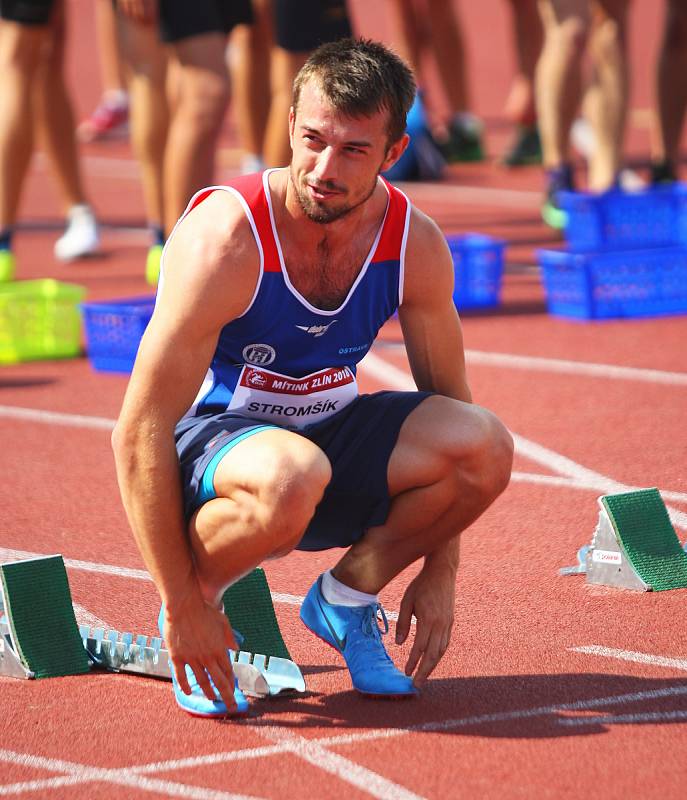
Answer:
[
  {"left": 560, "top": 488, "right": 687, "bottom": 591},
  {"left": 0, "top": 555, "right": 305, "bottom": 695}
]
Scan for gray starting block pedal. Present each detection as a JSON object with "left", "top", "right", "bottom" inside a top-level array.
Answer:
[
  {"left": 81, "top": 625, "right": 305, "bottom": 696},
  {"left": 561, "top": 489, "right": 687, "bottom": 591},
  {"left": 0, "top": 555, "right": 305, "bottom": 695}
]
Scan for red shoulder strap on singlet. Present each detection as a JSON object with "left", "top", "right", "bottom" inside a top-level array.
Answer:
[
  {"left": 187, "top": 173, "right": 281, "bottom": 273},
  {"left": 371, "top": 178, "right": 410, "bottom": 263}
]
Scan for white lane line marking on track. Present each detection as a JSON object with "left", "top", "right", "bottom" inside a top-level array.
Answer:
[
  {"left": 557, "top": 710, "right": 687, "bottom": 727},
  {"left": 0, "top": 405, "right": 115, "bottom": 430},
  {"left": 257, "top": 727, "right": 426, "bottom": 800},
  {"left": 0, "top": 547, "right": 401, "bottom": 622},
  {"left": 0, "top": 750, "right": 262, "bottom": 800},
  {"left": 359, "top": 352, "right": 687, "bottom": 530},
  {"left": 511, "top": 471, "right": 687, "bottom": 504},
  {"left": 570, "top": 645, "right": 687, "bottom": 672},
  {"left": 4, "top": 685, "right": 685, "bottom": 796},
  {"left": 72, "top": 603, "right": 110, "bottom": 630},
  {"left": 3, "top": 402, "right": 686, "bottom": 511},
  {"left": 465, "top": 350, "right": 687, "bottom": 386}
]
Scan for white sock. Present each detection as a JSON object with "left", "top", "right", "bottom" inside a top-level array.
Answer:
[{"left": 321, "top": 570, "right": 378, "bottom": 607}]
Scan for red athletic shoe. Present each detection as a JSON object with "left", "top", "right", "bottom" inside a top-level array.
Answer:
[{"left": 77, "top": 99, "right": 129, "bottom": 143}]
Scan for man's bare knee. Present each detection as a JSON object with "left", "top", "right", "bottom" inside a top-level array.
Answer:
[
  {"left": 256, "top": 444, "right": 331, "bottom": 552},
  {"left": 448, "top": 405, "right": 513, "bottom": 505}
]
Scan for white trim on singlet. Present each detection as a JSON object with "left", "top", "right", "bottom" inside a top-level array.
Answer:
[
  {"left": 157, "top": 184, "right": 266, "bottom": 319},
  {"left": 396, "top": 186, "right": 412, "bottom": 307},
  {"left": 262, "top": 168, "right": 390, "bottom": 317}
]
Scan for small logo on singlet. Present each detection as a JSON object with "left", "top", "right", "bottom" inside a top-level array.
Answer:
[
  {"left": 295, "top": 320, "right": 338, "bottom": 337},
  {"left": 243, "top": 343, "right": 276, "bottom": 366},
  {"left": 245, "top": 368, "right": 268, "bottom": 387}
]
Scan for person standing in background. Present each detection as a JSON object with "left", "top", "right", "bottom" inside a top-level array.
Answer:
[
  {"left": 536, "top": 0, "right": 631, "bottom": 229},
  {"left": 651, "top": 0, "right": 687, "bottom": 184},
  {"left": 0, "top": 0, "right": 100, "bottom": 282}
]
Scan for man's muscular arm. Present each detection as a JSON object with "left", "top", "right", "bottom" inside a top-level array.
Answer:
[
  {"left": 395, "top": 208, "right": 471, "bottom": 684},
  {"left": 111, "top": 191, "right": 259, "bottom": 708}
]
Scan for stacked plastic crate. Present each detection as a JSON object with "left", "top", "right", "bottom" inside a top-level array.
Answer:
[
  {"left": 537, "top": 184, "right": 687, "bottom": 319},
  {"left": 446, "top": 233, "right": 505, "bottom": 312}
]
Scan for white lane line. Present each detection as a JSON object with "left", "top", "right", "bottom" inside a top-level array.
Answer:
[
  {"left": 359, "top": 352, "right": 687, "bottom": 531},
  {"left": 0, "top": 547, "right": 401, "bottom": 621},
  {"left": 399, "top": 181, "right": 541, "bottom": 209},
  {"left": 0, "top": 405, "right": 115, "bottom": 430},
  {"left": 0, "top": 750, "right": 262, "bottom": 800},
  {"left": 511, "top": 471, "right": 687, "bottom": 504},
  {"left": 557, "top": 710, "right": 687, "bottom": 727},
  {"left": 465, "top": 350, "right": 687, "bottom": 386},
  {"left": 570, "top": 645, "right": 687, "bottom": 672},
  {"left": 0, "top": 400, "right": 687, "bottom": 503},
  {"left": 257, "top": 727, "right": 426, "bottom": 800},
  {"left": 512, "top": 434, "right": 687, "bottom": 531},
  {"left": 4, "top": 684, "right": 685, "bottom": 796}
]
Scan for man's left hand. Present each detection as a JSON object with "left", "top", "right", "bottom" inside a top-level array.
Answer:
[{"left": 395, "top": 565, "right": 456, "bottom": 687}]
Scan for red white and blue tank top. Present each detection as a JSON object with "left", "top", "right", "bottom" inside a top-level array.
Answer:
[{"left": 164, "top": 169, "right": 411, "bottom": 429}]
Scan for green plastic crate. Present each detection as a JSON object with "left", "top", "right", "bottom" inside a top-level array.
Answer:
[{"left": 0, "top": 280, "right": 86, "bottom": 364}]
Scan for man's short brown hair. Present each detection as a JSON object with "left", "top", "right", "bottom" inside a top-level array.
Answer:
[{"left": 292, "top": 38, "right": 416, "bottom": 145}]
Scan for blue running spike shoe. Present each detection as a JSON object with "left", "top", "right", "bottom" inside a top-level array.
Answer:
[
  {"left": 300, "top": 575, "right": 417, "bottom": 698},
  {"left": 158, "top": 605, "right": 249, "bottom": 718}
]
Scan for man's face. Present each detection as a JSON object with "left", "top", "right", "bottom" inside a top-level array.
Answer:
[{"left": 288, "top": 80, "right": 407, "bottom": 224}]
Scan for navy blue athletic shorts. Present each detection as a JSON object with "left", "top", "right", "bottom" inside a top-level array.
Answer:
[
  {"left": 174, "top": 390, "right": 431, "bottom": 551},
  {"left": 158, "top": 0, "right": 252, "bottom": 43},
  {"left": 0, "top": 0, "right": 54, "bottom": 25},
  {"left": 274, "top": 0, "right": 351, "bottom": 52}
]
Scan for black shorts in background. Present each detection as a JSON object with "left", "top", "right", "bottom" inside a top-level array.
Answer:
[
  {"left": 274, "top": 0, "right": 351, "bottom": 52},
  {"left": 0, "top": 0, "right": 54, "bottom": 25},
  {"left": 159, "top": 0, "right": 253, "bottom": 43}
]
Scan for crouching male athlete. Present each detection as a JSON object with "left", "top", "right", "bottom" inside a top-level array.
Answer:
[{"left": 112, "top": 38, "right": 513, "bottom": 718}]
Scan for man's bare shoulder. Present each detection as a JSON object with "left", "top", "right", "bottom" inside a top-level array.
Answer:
[
  {"left": 159, "top": 189, "right": 261, "bottom": 323},
  {"left": 402, "top": 206, "right": 454, "bottom": 305}
]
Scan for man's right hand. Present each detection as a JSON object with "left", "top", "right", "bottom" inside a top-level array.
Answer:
[{"left": 162, "top": 595, "right": 239, "bottom": 711}]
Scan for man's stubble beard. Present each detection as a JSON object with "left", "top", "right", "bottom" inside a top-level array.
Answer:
[{"left": 289, "top": 165, "right": 380, "bottom": 225}]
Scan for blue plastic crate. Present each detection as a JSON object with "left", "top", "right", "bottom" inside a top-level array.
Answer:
[
  {"left": 81, "top": 296, "right": 155, "bottom": 372},
  {"left": 537, "top": 246, "right": 687, "bottom": 320},
  {"left": 446, "top": 233, "right": 504, "bottom": 310},
  {"left": 560, "top": 183, "right": 687, "bottom": 251}
]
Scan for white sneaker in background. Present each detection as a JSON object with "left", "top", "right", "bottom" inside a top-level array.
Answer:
[{"left": 54, "top": 205, "right": 100, "bottom": 261}]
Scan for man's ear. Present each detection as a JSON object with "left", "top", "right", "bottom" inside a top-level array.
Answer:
[
  {"left": 289, "top": 107, "right": 296, "bottom": 148},
  {"left": 380, "top": 133, "right": 410, "bottom": 173}
]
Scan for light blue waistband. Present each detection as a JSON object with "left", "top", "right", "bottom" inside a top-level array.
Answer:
[{"left": 198, "top": 424, "right": 277, "bottom": 505}]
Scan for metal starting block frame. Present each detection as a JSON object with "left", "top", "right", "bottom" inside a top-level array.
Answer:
[
  {"left": 560, "top": 488, "right": 687, "bottom": 591},
  {"left": 81, "top": 625, "right": 305, "bottom": 696},
  {"left": 0, "top": 556, "right": 305, "bottom": 695}
]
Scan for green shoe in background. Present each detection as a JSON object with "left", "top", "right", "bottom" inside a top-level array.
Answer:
[
  {"left": 145, "top": 244, "right": 163, "bottom": 285},
  {"left": 0, "top": 249, "right": 15, "bottom": 282},
  {"left": 501, "top": 126, "right": 542, "bottom": 167},
  {"left": 437, "top": 114, "right": 485, "bottom": 163}
]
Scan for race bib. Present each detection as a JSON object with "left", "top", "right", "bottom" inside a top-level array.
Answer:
[{"left": 228, "top": 364, "right": 358, "bottom": 428}]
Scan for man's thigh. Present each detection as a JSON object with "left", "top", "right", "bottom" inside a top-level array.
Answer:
[{"left": 385, "top": 394, "right": 490, "bottom": 497}]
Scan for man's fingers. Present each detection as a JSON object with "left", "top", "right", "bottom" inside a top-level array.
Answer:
[
  {"left": 191, "top": 662, "right": 218, "bottom": 702},
  {"left": 413, "top": 627, "right": 450, "bottom": 687},
  {"left": 404, "top": 623, "right": 429, "bottom": 676},
  {"left": 209, "top": 657, "right": 237, "bottom": 710},
  {"left": 395, "top": 592, "right": 414, "bottom": 645},
  {"left": 172, "top": 659, "right": 192, "bottom": 695}
]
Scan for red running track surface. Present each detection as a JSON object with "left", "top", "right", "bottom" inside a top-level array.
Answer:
[{"left": 1, "top": 1, "right": 686, "bottom": 798}]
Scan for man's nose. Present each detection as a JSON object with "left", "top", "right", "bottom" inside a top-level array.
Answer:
[{"left": 312, "top": 146, "right": 338, "bottom": 183}]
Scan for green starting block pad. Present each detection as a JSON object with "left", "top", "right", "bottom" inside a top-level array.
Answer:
[
  {"left": 0, "top": 555, "right": 90, "bottom": 678},
  {"left": 577, "top": 489, "right": 687, "bottom": 591},
  {"left": 222, "top": 568, "right": 292, "bottom": 660},
  {"left": 1, "top": 556, "right": 305, "bottom": 695}
]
